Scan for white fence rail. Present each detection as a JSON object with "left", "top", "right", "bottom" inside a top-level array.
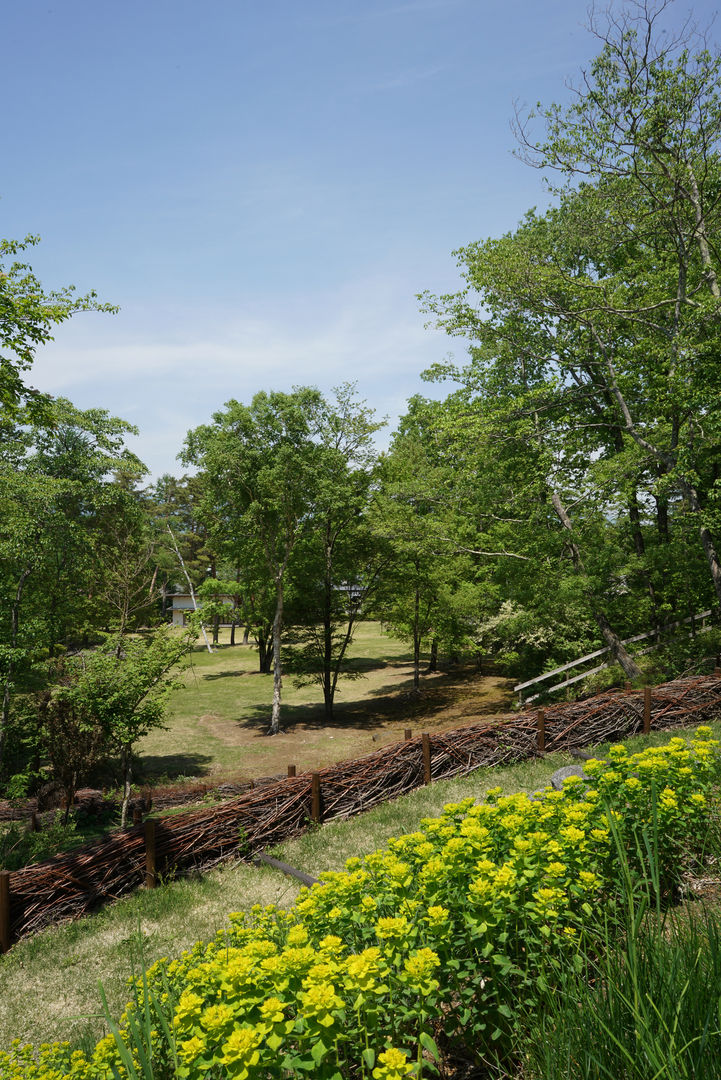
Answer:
[{"left": 514, "top": 610, "right": 714, "bottom": 704}]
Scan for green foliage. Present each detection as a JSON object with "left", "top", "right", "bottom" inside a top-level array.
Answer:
[
  {"left": 50, "top": 630, "right": 192, "bottom": 750},
  {"left": 0, "top": 400, "right": 150, "bottom": 783},
  {"left": 0, "top": 234, "right": 116, "bottom": 423},
  {"left": 412, "top": 6, "right": 721, "bottom": 683},
  {"left": 370, "top": 399, "right": 484, "bottom": 685},
  {"left": 34, "top": 629, "right": 193, "bottom": 811},
  {"left": 524, "top": 868, "right": 721, "bottom": 1079},
  {"left": 0, "top": 812, "right": 78, "bottom": 872},
  {"left": 183, "top": 384, "right": 385, "bottom": 727}
]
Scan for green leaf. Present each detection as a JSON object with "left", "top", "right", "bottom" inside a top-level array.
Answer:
[
  {"left": 311, "top": 1037, "right": 330, "bottom": 1064},
  {"left": 362, "top": 1048, "right": 376, "bottom": 1070},
  {"left": 419, "top": 1031, "right": 440, "bottom": 1061}
]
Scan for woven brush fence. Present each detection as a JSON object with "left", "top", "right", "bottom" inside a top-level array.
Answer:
[{"left": 2, "top": 674, "right": 721, "bottom": 948}]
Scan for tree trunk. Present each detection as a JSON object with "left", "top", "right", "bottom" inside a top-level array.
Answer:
[
  {"left": 120, "top": 747, "right": 132, "bottom": 829},
  {"left": 425, "top": 637, "right": 438, "bottom": 674},
  {"left": 166, "top": 525, "right": 213, "bottom": 652},
  {"left": 322, "top": 544, "right": 334, "bottom": 723},
  {"left": 63, "top": 769, "right": 77, "bottom": 826},
  {"left": 628, "top": 492, "right": 645, "bottom": 557},
  {"left": 230, "top": 621, "right": 236, "bottom": 646},
  {"left": 629, "top": 491, "right": 660, "bottom": 627},
  {"left": 268, "top": 578, "right": 284, "bottom": 735},
  {"left": 258, "top": 630, "right": 273, "bottom": 673},
  {"left": 413, "top": 579, "right": 421, "bottom": 691},
  {"left": 676, "top": 477, "right": 721, "bottom": 613},
  {"left": 550, "top": 491, "right": 642, "bottom": 680},
  {"left": 243, "top": 625, "right": 250, "bottom": 646},
  {"left": 655, "top": 493, "right": 670, "bottom": 543},
  {"left": 0, "top": 567, "right": 31, "bottom": 771},
  {"left": 212, "top": 614, "right": 220, "bottom": 645},
  {"left": 592, "top": 607, "right": 642, "bottom": 680},
  {"left": 322, "top": 619, "right": 334, "bottom": 724},
  {"left": 322, "top": 679, "right": 334, "bottom": 723}
]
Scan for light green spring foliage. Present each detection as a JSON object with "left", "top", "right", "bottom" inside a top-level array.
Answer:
[{"left": 2, "top": 730, "right": 719, "bottom": 1079}]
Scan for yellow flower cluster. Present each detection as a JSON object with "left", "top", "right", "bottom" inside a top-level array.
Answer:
[{"left": 1, "top": 729, "right": 717, "bottom": 1080}]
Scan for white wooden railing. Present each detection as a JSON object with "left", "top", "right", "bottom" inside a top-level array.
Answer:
[{"left": 514, "top": 610, "right": 714, "bottom": 704}]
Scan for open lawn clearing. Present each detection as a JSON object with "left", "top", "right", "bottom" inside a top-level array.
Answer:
[
  {"left": 137, "top": 621, "right": 515, "bottom": 784},
  {"left": 3, "top": 720, "right": 720, "bottom": 1053}
]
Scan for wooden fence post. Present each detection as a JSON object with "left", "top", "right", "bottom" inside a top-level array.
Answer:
[
  {"left": 404, "top": 729, "right": 412, "bottom": 741},
  {"left": 287, "top": 764, "right": 296, "bottom": 778},
  {"left": 624, "top": 681, "right": 632, "bottom": 694},
  {"left": 133, "top": 806, "right": 143, "bottom": 827},
  {"left": 422, "top": 733, "right": 432, "bottom": 784},
  {"left": 537, "top": 709, "right": 546, "bottom": 753},
  {"left": 311, "top": 772, "right": 322, "bottom": 823},
  {"left": 643, "top": 686, "right": 652, "bottom": 735},
  {"left": 144, "top": 819, "right": 157, "bottom": 889},
  {"left": 0, "top": 870, "right": 10, "bottom": 954},
  {"left": 30, "top": 811, "right": 39, "bottom": 832}
]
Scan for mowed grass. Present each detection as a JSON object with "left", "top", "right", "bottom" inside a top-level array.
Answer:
[
  {"left": 3, "top": 720, "right": 721, "bottom": 1052},
  {"left": 136, "top": 622, "right": 515, "bottom": 782}
]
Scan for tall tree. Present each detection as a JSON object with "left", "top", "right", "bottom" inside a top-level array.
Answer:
[
  {"left": 182, "top": 388, "right": 326, "bottom": 735},
  {"left": 284, "top": 385, "right": 386, "bottom": 721},
  {"left": 513, "top": 0, "right": 721, "bottom": 607},
  {"left": 0, "top": 403, "right": 143, "bottom": 777},
  {"left": 371, "top": 416, "right": 464, "bottom": 689},
  {"left": 418, "top": 7, "right": 721, "bottom": 676}
]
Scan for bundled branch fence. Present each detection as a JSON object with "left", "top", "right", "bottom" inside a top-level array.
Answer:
[{"left": 2, "top": 673, "right": 721, "bottom": 949}]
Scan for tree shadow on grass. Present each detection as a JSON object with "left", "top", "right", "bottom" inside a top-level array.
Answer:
[
  {"left": 341, "top": 655, "right": 412, "bottom": 674},
  {"left": 135, "top": 753, "right": 215, "bottom": 782},
  {"left": 203, "top": 669, "right": 253, "bottom": 681},
  {"left": 237, "top": 666, "right": 510, "bottom": 735}
]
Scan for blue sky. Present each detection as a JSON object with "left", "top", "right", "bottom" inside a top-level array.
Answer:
[{"left": 3, "top": 0, "right": 713, "bottom": 477}]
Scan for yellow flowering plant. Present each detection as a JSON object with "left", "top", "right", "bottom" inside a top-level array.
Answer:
[{"left": 1, "top": 730, "right": 718, "bottom": 1079}]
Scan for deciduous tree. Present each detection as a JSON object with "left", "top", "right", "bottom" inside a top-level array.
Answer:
[{"left": 182, "top": 388, "right": 326, "bottom": 735}]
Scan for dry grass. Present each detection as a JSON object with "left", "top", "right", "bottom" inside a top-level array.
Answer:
[{"left": 0, "top": 860, "right": 301, "bottom": 1050}]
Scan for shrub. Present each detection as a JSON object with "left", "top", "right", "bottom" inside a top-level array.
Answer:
[{"left": 0, "top": 813, "right": 78, "bottom": 872}]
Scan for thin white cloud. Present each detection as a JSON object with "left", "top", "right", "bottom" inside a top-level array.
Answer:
[
  {"left": 369, "top": 64, "right": 447, "bottom": 92},
  {"left": 29, "top": 273, "right": 457, "bottom": 478}
]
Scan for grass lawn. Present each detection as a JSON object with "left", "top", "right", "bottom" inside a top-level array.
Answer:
[
  {"left": 136, "top": 621, "right": 515, "bottom": 783},
  {"left": 2, "top": 720, "right": 720, "bottom": 1053}
]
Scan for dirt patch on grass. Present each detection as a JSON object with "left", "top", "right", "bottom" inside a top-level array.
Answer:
[{"left": 169, "top": 665, "right": 516, "bottom": 782}]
